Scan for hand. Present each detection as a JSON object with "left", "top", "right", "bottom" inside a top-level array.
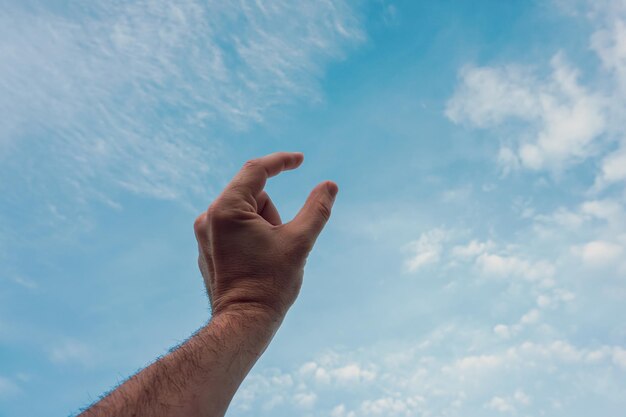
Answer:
[{"left": 194, "top": 152, "right": 338, "bottom": 321}]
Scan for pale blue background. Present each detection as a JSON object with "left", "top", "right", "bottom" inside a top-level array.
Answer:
[{"left": 1, "top": 1, "right": 625, "bottom": 416}]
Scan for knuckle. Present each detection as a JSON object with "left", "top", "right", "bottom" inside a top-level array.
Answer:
[
  {"left": 242, "top": 158, "right": 268, "bottom": 177},
  {"left": 316, "top": 200, "right": 332, "bottom": 221},
  {"left": 243, "top": 159, "right": 260, "bottom": 170},
  {"left": 206, "top": 204, "right": 227, "bottom": 224},
  {"left": 194, "top": 213, "right": 207, "bottom": 234}
]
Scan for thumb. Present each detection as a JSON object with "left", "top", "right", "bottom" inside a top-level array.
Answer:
[{"left": 287, "top": 181, "right": 339, "bottom": 249}]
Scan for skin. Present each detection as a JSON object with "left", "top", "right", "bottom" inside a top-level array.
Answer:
[{"left": 79, "top": 151, "right": 338, "bottom": 417}]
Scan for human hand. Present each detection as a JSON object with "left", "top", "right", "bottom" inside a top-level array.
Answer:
[{"left": 194, "top": 152, "right": 338, "bottom": 322}]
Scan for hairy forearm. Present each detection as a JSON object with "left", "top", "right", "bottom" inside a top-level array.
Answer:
[
  {"left": 80, "top": 308, "right": 283, "bottom": 417},
  {"left": 79, "top": 152, "right": 335, "bottom": 416}
]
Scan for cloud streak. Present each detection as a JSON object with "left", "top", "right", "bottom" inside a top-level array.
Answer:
[{"left": 0, "top": 0, "right": 363, "bottom": 225}]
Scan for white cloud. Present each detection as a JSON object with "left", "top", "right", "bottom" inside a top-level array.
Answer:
[
  {"left": 497, "top": 147, "right": 521, "bottom": 174},
  {"left": 485, "top": 396, "right": 514, "bottom": 413},
  {"left": 520, "top": 309, "right": 541, "bottom": 325},
  {"left": 7, "top": 274, "right": 38, "bottom": 290},
  {"left": 595, "top": 146, "right": 626, "bottom": 188},
  {"left": 537, "top": 294, "right": 552, "bottom": 308},
  {"left": 591, "top": 15, "right": 626, "bottom": 92},
  {"left": 446, "top": 54, "right": 606, "bottom": 172},
  {"left": 494, "top": 298, "right": 572, "bottom": 340},
  {"left": 299, "top": 360, "right": 376, "bottom": 385},
  {"left": 359, "top": 395, "right": 424, "bottom": 416},
  {"left": 534, "top": 207, "right": 586, "bottom": 230},
  {"left": 446, "top": 65, "right": 540, "bottom": 128},
  {"left": 494, "top": 324, "right": 511, "bottom": 339},
  {"left": 613, "top": 347, "right": 626, "bottom": 369},
  {"left": 447, "top": 0, "right": 626, "bottom": 196},
  {"left": 403, "top": 228, "right": 450, "bottom": 272},
  {"left": 533, "top": 199, "right": 625, "bottom": 241},
  {"left": 588, "top": 2, "right": 626, "bottom": 189},
  {"left": 535, "top": 290, "right": 575, "bottom": 309},
  {"left": 485, "top": 390, "right": 531, "bottom": 413},
  {"left": 333, "top": 364, "right": 377, "bottom": 384},
  {"left": 403, "top": 231, "right": 563, "bottom": 308},
  {"left": 577, "top": 240, "right": 623, "bottom": 266},
  {"left": 451, "top": 240, "right": 492, "bottom": 259},
  {"left": 233, "top": 369, "right": 293, "bottom": 413},
  {"left": 293, "top": 391, "right": 317, "bottom": 409},
  {"left": 441, "top": 185, "right": 473, "bottom": 203},
  {"left": 580, "top": 199, "right": 625, "bottom": 227},
  {"left": 49, "top": 339, "right": 93, "bottom": 367},
  {"left": 451, "top": 354, "right": 504, "bottom": 373},
  {"left": 476, "top": 253, "right": 555, "bottom": 282},
  {"left": 517, "top": 340, "right": 585, "bottom": 363},
  {"left": 234, "top": 335, "right": 626, "bottom": 416},
  {"left": 513, "top": 389, "right": 531, "bottom": 406},
  {"left": 331, "top": 404, "right": 355, "bottom": 417}
]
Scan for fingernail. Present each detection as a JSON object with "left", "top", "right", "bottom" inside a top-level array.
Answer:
[{"left": 327, "top": 182, "right": 339, "bottom": 198}]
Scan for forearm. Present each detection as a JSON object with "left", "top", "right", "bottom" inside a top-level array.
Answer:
[
  {"left": 79, "top": 152, "right": 336, "bottom": 416},
  {"left": 81, "top": 308, "right": 283, "bottom": 417}
]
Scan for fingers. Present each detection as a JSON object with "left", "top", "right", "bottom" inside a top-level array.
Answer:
[
  {"left": 227, "top": 152, "right": 304, "bottom": 197},
  {"left": 256, "top": 191, "right": 282, "bottom": 225},
  {"left": 287, "top": 181, "right": 338, "bottom": 251},
  {"left": 194, "top": 212, "right": 216, "bottom": 301}
]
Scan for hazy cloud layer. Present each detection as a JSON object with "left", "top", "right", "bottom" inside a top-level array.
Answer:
[{"left": 0, "top": 0, "right": 363, "bottom": 232}]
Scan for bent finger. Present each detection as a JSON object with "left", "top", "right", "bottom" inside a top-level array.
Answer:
[
  {"left": 227, "top": 152, "right": 304, "bottom": 197},
  {"left": 256, "top": 190, "right": 282, "bottom": 225}
]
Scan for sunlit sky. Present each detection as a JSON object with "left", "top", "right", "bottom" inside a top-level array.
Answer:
[{"left": 1, "top": 1, "right": 626, "bottom": 416}]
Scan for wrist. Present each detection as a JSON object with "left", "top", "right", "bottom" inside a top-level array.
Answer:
[
  {"left": 203, "top": 303, "right": 285, "bottom": 364},
  {"left": 211, "top": 301, "right": 286, "bottom": 331}
]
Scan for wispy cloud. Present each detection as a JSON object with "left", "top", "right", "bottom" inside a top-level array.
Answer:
[
  {"left": 48, "top": 339, "right": 94, "bottom": 368},
  {"left": 0, "top": 0, "right": 364, "bottom": 240},
  {"left": 6, "top": 274, "right": 38, "bottom": 290},
  {"left": 0, "top": 376, "right": 21, "bottom": 398}
]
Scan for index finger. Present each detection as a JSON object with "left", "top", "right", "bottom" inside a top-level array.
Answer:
[{"left": 227, "top": 152, "right": 304, "bottom": 196}]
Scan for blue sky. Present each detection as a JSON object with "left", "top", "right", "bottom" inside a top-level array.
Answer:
[{"left": 1, "top": 0, "right": 626, "bottom": 416}]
